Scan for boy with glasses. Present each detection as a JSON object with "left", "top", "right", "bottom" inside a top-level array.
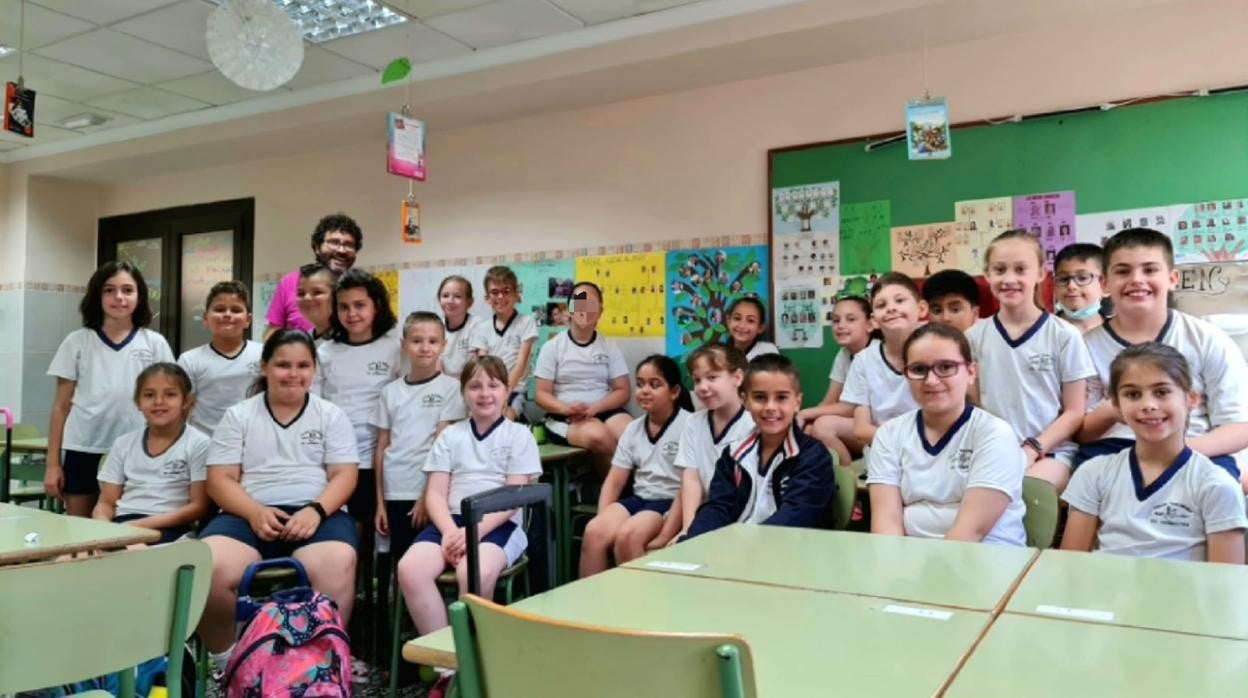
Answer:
[
  {"left": 1053, "top": 243, "right": 1108, "bottom": 333},
  {"left": 469, "top": 265, "right": 538, "bottom": 420}
]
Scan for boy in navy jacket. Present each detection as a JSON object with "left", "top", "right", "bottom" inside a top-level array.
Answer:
[{"left": 687, "top": 354, "right": 836, "bottom": 537}]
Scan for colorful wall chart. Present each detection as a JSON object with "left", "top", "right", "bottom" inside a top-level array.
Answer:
[
  {"left": 839, "top": 200, "right": 891, "bottom": 275},
  {"left": 575, "top": 253, "right": 665, "bottom": 338},
  {"left": 376, "top": 269, "right": 400, "bottom": 317},
  {"left": 776, "top": 282, "right": 822, "bottom": 349},
  {"left": 772, "top": 181, "right": 840, "bottom": 281},
  {"left": 1173, "top": 199, "right": 1248, "bottom": 264},
  {"left": 954, "top": 197, "right": 1012, "bottom": 272},
  {"left": 1075, "top": 206, "right": 1176, "bottom": 248},
  {"left": 1013, "top": 191, "right": 1076, "bottom": 268},
  {"left": 665, "top": 245, "right": 769, "bottom": 361}
]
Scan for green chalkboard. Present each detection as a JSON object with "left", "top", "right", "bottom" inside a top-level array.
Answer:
[{"left": 770, "top": 92, "right": 1248, "bottom": 404}]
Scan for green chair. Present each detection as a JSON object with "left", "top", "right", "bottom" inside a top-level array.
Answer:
[
  {"left": 831, "top": 465, "right": 858, "bottom": 530},
  {"left": 447, "top": 594, "right": 757, "bottom": 698},
  {"left": 1022, "top": 476, "right": 1059, "bottom": 549},
  {"left": 3, "top": 423, "right": 48, "bottom": 507},
  {"left": 0, "top": 540, "right": 212, "bottom": 698}
]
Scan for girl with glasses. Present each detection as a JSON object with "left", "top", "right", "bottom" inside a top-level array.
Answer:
[{"left": 867, "top": 323, "right": 1028, "bottom": 545}]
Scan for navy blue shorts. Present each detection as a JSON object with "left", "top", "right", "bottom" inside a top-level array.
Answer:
[
  {"left": 384, "top": 499, "right": 420, "bottom": 559},
  {"left": 113, "top": 513, "right": 190, "bottom": 544},
  {"left": 616, "top": 495, "right": 672, "bottom": 517},
  {"left": 63, "top": 450, "right": 104, "bottom": 496},
  {"left": 1076, "top": 437, "right": 1240, "bottom": 480},
  {"left": 200, "top": 505, "right": 359, "bottom": 558},
  {"left": 414, "top": 514, "right": 517, "bottom": 551},
  {"left": 544, "top": 408, "right": 631, "bottom": 446},
  {"left": 347, "top": 469, "right": 377, "bottom": 527}
]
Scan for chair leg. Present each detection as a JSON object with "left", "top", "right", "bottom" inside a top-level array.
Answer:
[
  {"left": 167, "top": 565, "right": 195, "bottom": 698},
  {"left": 118, "top": 666, "right": 138, "bottom": 698},
  {"left": 716, "top": 645, "right": 747, "bottom": 698},
  {"left": 389, "top": 560, "right": 404, "bottom": 697},
  {"left": 447, "top": 603, "right": 483, "bottom": 698}
]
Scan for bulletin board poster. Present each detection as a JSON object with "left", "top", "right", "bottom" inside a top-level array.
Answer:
[
  {"left": 253, "top": 280, "right": 278, "bottom": 341},
  {"left": 818, "top": 274, "right": 878, "bottom": 326},
  {"left": 839, "top": 200, "right": 891, "bottom": 275},
  {"left": 376, "top": 269, "right": 400, "bottom": 317},
  {"left": 1013, "top": 191, "right": 1076, "bottom": 269},
  {"left": 772, "top": 181, "right": 840, "bottom": 281},
  {"left": 398, "top": 264, "right": 490, "bottom": 318},
  {"left": 575, "top": 253, "right": 665, "bottom": 338},
  {"left": 891, "top": 222, "right": 957, "bottom": 278},
  {"left": 1076, "top": 206, "right": 1176, "bottom": 248},
  {"left": 954, "top": 197, "right": 1012, "bottom": 273},
  {"left": 665, "top": 246, "right": 769, "bottom": 361},
  {"left": 775, "top": 282, "right": 823, "bottom": 349},
  {"left": 1172, "top": 199, "right": 1248, "bottom": 264}
]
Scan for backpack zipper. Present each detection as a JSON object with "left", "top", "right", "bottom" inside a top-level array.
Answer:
[{"left": 222, "top": 627, "right": 352, "bottom": 689}]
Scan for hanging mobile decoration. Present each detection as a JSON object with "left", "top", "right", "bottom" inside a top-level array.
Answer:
[
  {"left": 387, "top": 108, "right": 427, "bottom": 181},
  {"left": 4, "top": 0, "right": 35, "bottom": 138},
  {"left": 402, "top": 196, "right": 421, "bottom": 244},
  {"left": 906, "top": 30, "right": 951, "bottom": 161}
]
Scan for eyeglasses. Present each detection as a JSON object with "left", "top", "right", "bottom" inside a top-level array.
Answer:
[
  {"left": 322, "top": 237, "right": 357, "bottom": 251},
  {"left": 904, "top": 360, "right": 969, "bottom": 381},
  {"left": 1054, "top": 272, "right": 1097, "bottom": 287},
  {"left": 487, "top": 287, "right": 515, "bottom": 298}
]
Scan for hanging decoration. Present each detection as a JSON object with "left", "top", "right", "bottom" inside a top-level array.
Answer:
[
  {"left": 206, "top": 0, "right": 304, "bottom": 91},
  {"left": 906, "top": 29, "right": 951, "bottom": 160},
  {"left": 4, "top": 0, "right": 34, "bottom": 138},
  {"left": 386, "top": 111, "right": 427, "bottom": 181},
  {"left": 401, "top": 198, "right": 421, "bottom": 244}
]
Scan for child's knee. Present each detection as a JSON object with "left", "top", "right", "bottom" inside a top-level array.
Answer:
[{"left": 582, "top": 516, "right": 614, "bottom": 547}]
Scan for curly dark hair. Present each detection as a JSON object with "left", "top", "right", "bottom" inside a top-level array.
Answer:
[
  {"left": 311, "top": 213, "right": 363, "bottom": 251},
  {"left": 328, "top": 268, "right": 398, "bottom": 342},
  {"left": 80, "top": 261, "right": 153, "bottom": 330}
]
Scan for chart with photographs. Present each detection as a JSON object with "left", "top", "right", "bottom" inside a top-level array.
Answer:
[
  {"left": 1076, "top": 206, "right": 1175, "bottom": 247},
  {"left": 772, "top": 181, "right": 840, "bottom": 280},
  {"left": 575, "top": 252, "right": 665, "bottom": 338},
  {"left": 665, "top": 246, "right": 769, "bottom": 361},
  {"left": 1013, "top": 191, "right": 1076, "bottom": 269},
  {"left": 954, "top": 197, "right": 1012, "bottom": 272},
  {"left": 776, "top": 282, "right": 822, "bottom": 349},
  {"left": 1173, "top": 199, "right": 1248, "bottom": 264}
]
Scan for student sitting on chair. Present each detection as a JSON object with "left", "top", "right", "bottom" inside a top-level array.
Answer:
[
  {"left": 867, "top": 323, "right": 1027, "bottom": 546},
  {"left": 684, "top": 354, "right": 835, "bottom": 538},
  {"left": 94, "top": 363, "right": 209, "bottom": 544},
  {"left": 1062, "top": 343, "right": 1247, "bottom": 564}
]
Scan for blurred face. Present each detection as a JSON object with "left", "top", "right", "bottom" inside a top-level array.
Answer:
[
  {"left": 137, "top": 373, "right": 191, "bottom": 430},
  {"left": 314, "top": 229, "right": 357, "bottom": 274},
  {"left": 1054, "top": 259, "right": 1105, "bottom": 312},
  {"left": 336, "top": 287, "right": 377, "bottom": 342},
  {"left": 904, "top": 335, "right": 976, "bottom": 415},
  {"left": 404, "top": 321, "right": 446, "bottom": 372},
  {"left": 635, "top": 362, "right": 679, "bottom": 415},
  {"left": 1113, "top": 362, "right": 1197, "bottom": 445},
  {"left": 570, "top": 286, "right": 602, "bottom": 333},
  {"left": 438, "top": 281, "right": 471, "bottom": 322},
  {"left": 297, "top": 274, "right": 334, "bottom": 330},
  {"left": 986, "top": 239, "right": 1044, "bottom": 310},
  {"left": 728, "top": 303, "right": 765, "bottom": 348},
  {"left": 205, "top": 293, "right": 251, "bottom": 341},
  {"left": 486, "top": 280, "right": 518, "bottom": 317},
  {"left": 1106, "top": 246, "right": 1178, "bottom": 318},
  {"left": 102, "top": 271, "right": 139, "bottom": 323},
  {"left": 831, "top": 302, "right": 872, "bottom": 351},
  {"left": 262, "top": 343, "right": 316, "bottom": 405},
  {"left": 691, "top": 359, "right": 743, "bottom": 411},
  {"left": 871, "top": 284, "right": 925, "bottom": 336},
  {"left": 927, "top": 295, "right": 978, "bottom": 333},
  {"left": 745, "top": 371, "right": 801, "bottom": 442},
  {"left": 464, "top": 366, "right": 509, "bottom": 421}
]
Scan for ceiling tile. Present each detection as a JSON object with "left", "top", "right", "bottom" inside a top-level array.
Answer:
[
  {"left": 285, "top": 46, "right": 375, "bottom": 90},
  {"left": 33, "top": 28, "right": 212, "bottom": 83},
  {"left": 27, "top": 0, "right": 183, "bottom": 26},
  {"left": 0, "top": 1, "right": 96, "bottom": 50},
  {"left": 0, "top": 140, "right": 24, "bottom": 151},
  {"left": 0, "top": 54, "right": 140, "bottom": 101},
  {"left": 424, "top": 0, "right": 584, "bottom": 49},
  {"left": 15, "top": 122, "right": 83, "bottom": 144},
  {"left": 158, "top": 70, "right": 288, "bottom": 105},
  {"left": 112, "top": 0, "right": 213, "bottom": 61},
  {"left": 386, "top": 1, "right": 494, "bottom": 19},
  {"left": 85, "top": 86, "right": 211, "bottom": 119},
  {"left": 320, "top": 21, "right": 470, "bottom": 69},
  {"left": 548, "top": 0, "right": 696, "bottom": 25},
  {"left": 32, "top": 94, "right": 143, "bottom": 131}
]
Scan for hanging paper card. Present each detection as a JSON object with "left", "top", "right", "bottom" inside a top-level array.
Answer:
[
  {"left": 953, "top": 197, "right": 1012, "bottom": 272},
  {"left": 666, "top": 246, "right": 769, "bottom": 361},
  {"left": 575, "top": 253, "right": 666, "bottom": 338},
  {"left": 386, "top": 112, "right": 426, "bottom": 181},
  {"left": 1172, "top": 199, "right": 1248, "bottom": 264},
  {"left": 776, "top": 283, "right": 822, "bottom": 349},
  {"left": 1013, "top": 191, "right": 1076, "bottom": 269},
  {"left": 906, "top": 97, "right": 951, "bottom": 160},
  {"left": 4, "top": 82, "right": 35, "bottom": 138},
  {"left": 401, "top": 199, "right": 421, "bottom": 244},
  {"left": 839, "top": 201, "right": 891, "bottom": 275},
  {"left": 891, "top": 222, "right": 957, "bottom": 277},
  {"left": 772, "top": 182, "right": 840, "bottom": 281}
]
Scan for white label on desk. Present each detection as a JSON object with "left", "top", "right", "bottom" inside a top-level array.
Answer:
[
  {"left": 1035, "top": 604, "right": 1115, "bottom": 623},
  {"left": 882, "top": 604, "right": 952, "bottom": 621},
  {"left": 645, "top": 560, "right": 703, "bottom": 572}
]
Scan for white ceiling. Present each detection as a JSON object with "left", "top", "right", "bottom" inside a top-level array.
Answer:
[{"left": 0, "top": 0, "right": 702, "bottom": 152}]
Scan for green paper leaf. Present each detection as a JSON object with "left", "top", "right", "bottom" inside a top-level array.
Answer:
[{"left": 382, "top": 58, "right": 412, "bottom": 85}]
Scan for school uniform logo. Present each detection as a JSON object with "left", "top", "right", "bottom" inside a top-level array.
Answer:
[
  {"left": 1149, "top": 501, "right": 1196, "bottom": 529},
  {"left": 300, "top": 430, "right": 324, "bottom": 447},
  {"left": 505, "top": 336, "right": 522, "bottom": 347},
  {"left": 592, "top": 353, "right": 610, "bottom": 365},
  {"left": 490, "top": 446, "right": 513, "bottom": 465},
  {"left": 161, "top": 458, "right": 189, "bottom": 477},
  {"left": 950, "top": 449, "right": 974, "bottom": 473},
  {"left": 131, "top": 348, "right": 155, "bottom": 363},
  {"left": 661, "top": 441, "right": 680, "bottom": 459},
  {"left": 247, "top": 361, "right": 261, "bottom": 375},
  {"left": 455, "top": 337, "right": 471, "bottom": 351},
  {"left": 421, "top": 394, "right": 445, "bottom": 408},
  {"left": 367, "top": 361, "right": 391, "bottom": 377},
  {"left": 1026, "top": 353, "right": 1056, "bottom": 372}
]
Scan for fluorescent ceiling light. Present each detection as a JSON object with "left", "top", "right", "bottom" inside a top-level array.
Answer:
[
  {"left": 0, "top": 45, "right": 16, "bottom": 58},
  {"left": 58, "top": 113, "right": 110, "bottom": 129},
  {"left": 208, "top": 0, "right": 408, "bottom": 44}
]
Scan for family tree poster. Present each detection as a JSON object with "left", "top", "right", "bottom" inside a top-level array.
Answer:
[
  {"left": 891, "top": 222, "right": 956, "bottom": 277},
  {"left": 954, "top": 197, "right": 1012, "bottom": 273},
  {"left": 665, "top": 246, "right": 769, "bottom": 361},
  {"left": 575, "top": 252, "right": 665, "bottom": 338},
  {"left": 839, "top": 200, "right": 891, "bottom": 275},
  {"left": 772, "top": 181, "right": 840, "bottom": 281}
]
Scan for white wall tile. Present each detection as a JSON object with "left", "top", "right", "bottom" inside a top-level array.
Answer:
[
  {"left": 21, "top": 351, "right": 56, "bottom": 416},
  {"left": 23, "top": 290, "right": 64, "bottom": 353}
]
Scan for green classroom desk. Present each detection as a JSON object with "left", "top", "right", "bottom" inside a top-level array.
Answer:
[
  {"left": 7, "top": 437, "right": 48, "bottom": 454},
  {"left": 405, "top": 567, "right": 991, "bottom": 695},
  {"left": 536, "top": 443, "right": 588, "bottom": 585},
  {"left": 0, "top": 502, "right": 160, "bottom": 565},
  {"left": 945, "top": 613, "right": 1248, "bottom": 698},
  {"left": 1006, "top": 549, "right": 1248, "bottom": 641},
  {"left": 624, "top": 524, "right": 1038, "bottom": 612}
]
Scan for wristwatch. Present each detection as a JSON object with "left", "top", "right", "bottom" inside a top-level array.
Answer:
[
  {"left": 307, "top": 501, "right": 328, "bottom": 522},
  {"left": 1022, "top": 437, "right": 1044, "bottom": 454}
]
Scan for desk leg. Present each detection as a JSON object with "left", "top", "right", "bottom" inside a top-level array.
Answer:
[{"left": 555, "top": 462, "right": 571, "bottom": 586}]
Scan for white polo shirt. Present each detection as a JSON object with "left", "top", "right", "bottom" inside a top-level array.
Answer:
[
  {"left": 178, "top": 340, "right": 263, "bottom": 437},
  {"left": 314, "top": 330, "right": 404, "bottom": 469},
  {"left": 468, "top": 312, "right": 539, "bottom": 375},
  {"left": 443, "top": 314, "right": 484, "bottom": 378},
  {"left": 371, "top": 374, "right": 467, "bottom": 501},
  {"left": 423, "top": 417, "right": 542, "bottom": 524},
  {"left": 841, "top": 340, "right": 918, "bottom": 426},
  {"left": 674, "top": 406, "right": 756, "bottom": 494},
  {"left": 98, "top": 426, "right": 209, "bottom": 518},
  {"left": 533, "top": 330, "right": 630, "bottom": 405},
  {"left": 612, "top": 409, "right": 691, "bottom": 501}
]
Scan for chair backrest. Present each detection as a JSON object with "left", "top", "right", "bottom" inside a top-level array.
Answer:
[
  {"left": 1021, "top": 476, "right": 1059, "bottom": 548},
  {"left": 0, "top": 539, "right": 213, "bottom": 695},
  {"left": 451, "top": 595, "right": 757, "bottom": 698},
  {"left": 831, "top": 464, "right": 858, "bottom": 530}
]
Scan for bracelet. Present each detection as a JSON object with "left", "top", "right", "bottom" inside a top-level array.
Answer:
[
  {"left": 1022, "top": 437, "right": 1044, "bottom": 453},
  {"left": 307, "top": 501, "right": 328, "bottom": 522}
]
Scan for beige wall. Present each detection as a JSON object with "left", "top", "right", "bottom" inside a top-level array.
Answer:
[{"left": 25, "top": 177, "right": 102, "bottom": 286}]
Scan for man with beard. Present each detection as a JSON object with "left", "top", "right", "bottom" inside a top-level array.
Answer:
[{"left": 263, "top": 213, "right": 363, "bottom": 339}]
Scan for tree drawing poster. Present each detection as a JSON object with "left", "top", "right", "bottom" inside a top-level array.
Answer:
[
  {"left": 1013, "top": 191, "right": 1076, "bottom": 269},
  {"left": 772, "top": 181, "right": 840, "bottom": 281},
  {"left": 665, "top": 245, "right": 769, "bottom": 361},
  {"left": 891, "top": 222, "right": 956, "bottom": 278},
  {"left": 839, "top": 200, "right": 891, "bottom": 275},
  {"left": 575, "top": 252, "right": 666, "bottom": 338}
]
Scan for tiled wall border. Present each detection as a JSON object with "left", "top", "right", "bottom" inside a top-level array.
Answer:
[
  {"left": 256, "top": 233, "right": 769, "bottom": 282},
  {"left": 1, "top": 281, "right": 88, "bottom": 293}
]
